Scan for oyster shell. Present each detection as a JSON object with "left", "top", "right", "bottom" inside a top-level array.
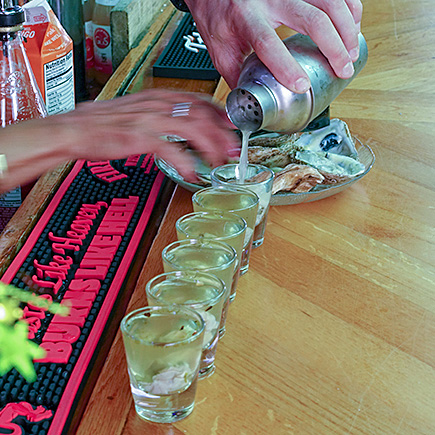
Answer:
[
  {"left": 272, "top": 164, "right": 324, "bottom": 194},
  {"left": 296, "top": 118, "right": 358, "bottom": 158},
  {"left": 243, "top": 133, "right": 301, "bottom": 168},
  {"left": 296, "top": 150, "right": 365, "bottom": 177},
  {"left": 243, "top": 119, "right": 364, "bottom": 193},
  {"left": 248, "top": 134, "right": 299, "bottom": 148},
  {"left": 247, "top": 145, "right": 299, "bottom": 168}
]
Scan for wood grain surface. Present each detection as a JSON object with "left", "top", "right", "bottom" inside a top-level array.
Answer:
[
  {"left": 67, "top": 0, "right": 435, "bottom": 433},
  {"left": 111, "top": 0, "right": 167, "bottom": 69}
]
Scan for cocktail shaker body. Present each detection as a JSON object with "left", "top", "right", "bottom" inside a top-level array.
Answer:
[{"left": 226, "top": 33, "right": 368, "bottom": 133}]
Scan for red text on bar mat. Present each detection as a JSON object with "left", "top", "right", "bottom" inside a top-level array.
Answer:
[{"left": 0, "top": 155, "right": 165, "bottom": 435}]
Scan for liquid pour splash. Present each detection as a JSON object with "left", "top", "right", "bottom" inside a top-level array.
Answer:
[{"left": 236, "top": 130, "right": 251, "bottom": 183}]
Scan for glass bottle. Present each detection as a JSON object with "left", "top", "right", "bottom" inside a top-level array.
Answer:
[
  {"left": 92, "top": 0, "right": 118, "bottom": 85},
  {"left": 0, "top": 4, "right": 48, "bottom": 232},
  {"left": 0, "top": 5, "right": 47, "bottom": 126},
  {"left": 49, "top": 0, "right": 89, "bottom": 102},
  {"left": 83, "top": 0, "right": 95, "bottom": 77}
]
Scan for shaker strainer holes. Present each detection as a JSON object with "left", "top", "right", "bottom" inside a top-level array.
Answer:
[
  {"left": 247, "top": 104, "right": 252, "bottom": 109},
  {"left": 241, "top": 90, "right": 246, "bottom": 95}
]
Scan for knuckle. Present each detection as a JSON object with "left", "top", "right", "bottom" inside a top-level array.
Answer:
[
  {"left": 253, "top": 32, "right": 279, "bottom": 55},
  {"left": 329, "top": 46, "right": 350, "bottom": 65},
  {"left": 348, "top": 0, "right": 363, "bottom": 21},
  {"left": 305, "top": 9, "right": 330, "bottom": 32},
  {"left": 324, "top": 0, "right": 343, "bottom": 10}
]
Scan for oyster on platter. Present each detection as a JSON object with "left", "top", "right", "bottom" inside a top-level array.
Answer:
[
  {"left": 246, "top": 119, "right": 365, "bottom": 193},
  {"left": 272, "top": 164, "right": 324, "bottom": 194},
  {"left": 155, "top": 118, "right": 374, "bottom": 205}
]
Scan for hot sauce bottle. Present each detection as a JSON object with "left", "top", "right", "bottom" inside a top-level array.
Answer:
[{"left": 92, "top": 0, "right": 118, "bottom": 85}]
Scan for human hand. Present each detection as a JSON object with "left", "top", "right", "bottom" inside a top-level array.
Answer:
[
  {"left": 61, "top": 89, "right": 238, "bottom": 181},
  {"left": 184, "top": 0, "right": 362, "bottom": 93},
  {"left": 0, "top": 89, "right": 238, "bottom": 192}
]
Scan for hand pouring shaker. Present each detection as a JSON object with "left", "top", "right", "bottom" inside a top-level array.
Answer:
[{"left": 226, "top": 33, "right": 368, "bottom": 133}]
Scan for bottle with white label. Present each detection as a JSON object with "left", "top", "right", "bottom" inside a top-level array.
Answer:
[
  {"left": 0, "top": 5, "right": 48, "bottom": 232},
  {"left": 92, "top": 0, "right": 119, "bottom": 85},
  {"left": 49, "top": 0, "right": 89, "bottom": 102}
]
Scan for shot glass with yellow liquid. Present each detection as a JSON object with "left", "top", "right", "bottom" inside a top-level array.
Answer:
[
  {"left": 175, "top": 211, "right": 247, "bottom": 302},
  {"left": 162, "top": 239, "right": 237, "bottom": 338},
  {"left": 191, "top": 186, "right": 259, "bottom": 274},
  {"left": 210, "top": 164, "right": 274, "bottom": 248},
  {"left": 146, "top": 270, "right": 226, "bottom": 378},
  {"left": 121, "top": 305, "right": 204, "bottom": 423}
]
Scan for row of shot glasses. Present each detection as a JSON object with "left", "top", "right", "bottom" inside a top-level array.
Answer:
[{"left": 120, "top": 164, "right": 274, "bottom": 423}]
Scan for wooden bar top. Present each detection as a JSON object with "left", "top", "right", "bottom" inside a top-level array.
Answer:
[
  {"left": 76, "top": 0, "right": 435, "bottom": 433},
  {"left": 1, "top": 0, "right": 434, "bottom": 433}
]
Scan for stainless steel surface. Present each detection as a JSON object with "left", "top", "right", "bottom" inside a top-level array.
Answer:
[{"left": 226, "top": 33, "right": 368, "bottom": 133}]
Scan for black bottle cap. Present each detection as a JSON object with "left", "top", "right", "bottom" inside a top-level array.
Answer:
[{"left": 0, "top": 6, "right": 25, "bottom": 28}]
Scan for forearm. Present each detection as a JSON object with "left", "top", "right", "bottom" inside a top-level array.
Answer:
[
  {"left": 0, "top": 118, "right": 76, "bottom": 193},
  {"left": 0, "top": 90, "right": 237, "bottom": 194}
]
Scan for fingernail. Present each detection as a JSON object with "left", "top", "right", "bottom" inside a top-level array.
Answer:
[
  {"left": 342, "top": 62, "right": 354, "bottom": 78},
  {"left": 349, "top": 47, "right": 359, "bottom": 61},
  {"left": 294, "top": 77, "right": 310, "bottom": 93}
]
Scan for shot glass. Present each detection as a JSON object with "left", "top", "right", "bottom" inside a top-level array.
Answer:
[
  {"left": 210, "top": 164, "right": 274, "bottom": 248},
  {"left": 192, "top": 186, "right": 259, "bottom": 274},
  {"left": 146, "top": 270, "right": 226, "bottom": 378},
  {"left": 176, "top": 211, "right": 247, "bottom": 302},
  {"left": 120, "top": 305, "right": 205, "bottom": 423},
  {"left": 162, "top": 239, "right": 237, "bottom": 338}
]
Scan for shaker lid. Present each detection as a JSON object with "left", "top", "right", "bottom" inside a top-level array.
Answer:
[{"left": 0, "top": 6, "right": 25, "bottom": 29}]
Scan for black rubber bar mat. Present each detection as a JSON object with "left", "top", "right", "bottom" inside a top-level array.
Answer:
[
  {"left": 0, "top": 154, "right": 165, "bottom": 434},
  {"left": 153, "top": 13, "right": 220, "bottom": 80}
]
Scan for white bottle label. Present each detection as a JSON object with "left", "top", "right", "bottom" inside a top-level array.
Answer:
[
  {"left": 85, "top": 20, "right": 93, "bottom": 39},
  {"left": 43, "top": 50, "right": 75, "bottom": 115},
  {"left": 93, "top": 23, "right": 113, "bottom": 74}
]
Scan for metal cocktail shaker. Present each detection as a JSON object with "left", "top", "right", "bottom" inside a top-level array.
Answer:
[{"left": 226, "top": 33, "right": 368, "bottom": 133}]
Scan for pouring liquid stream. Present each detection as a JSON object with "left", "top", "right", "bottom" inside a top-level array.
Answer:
[{"left": 236, "top": 130, "right": 252, "bottom": 183}]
